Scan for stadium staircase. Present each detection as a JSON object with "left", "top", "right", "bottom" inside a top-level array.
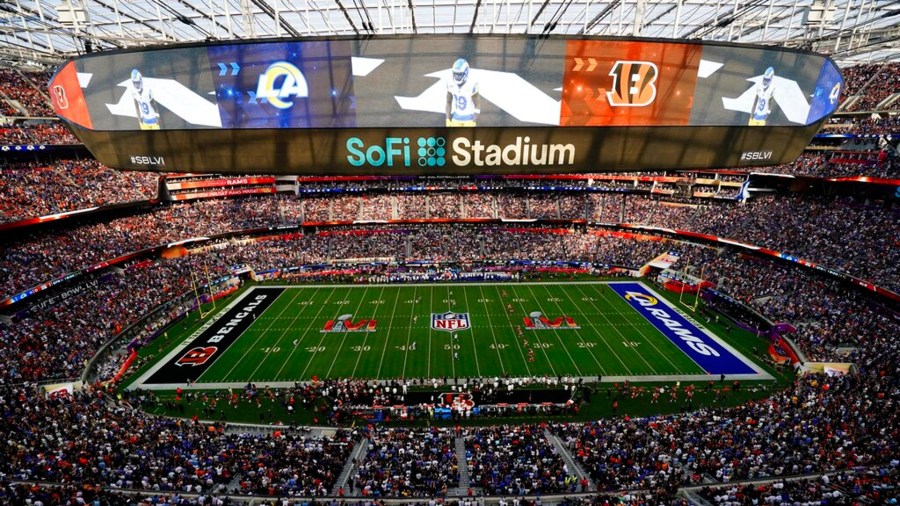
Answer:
[
  {"left": 544, "top": 429, "right": 595, "bottom": 492},
  {"left": 681, "top": 489, "right": 714, "bottom": 506},
  {"left": 839, "top": 67, "right": 883, "bottom": 112},
  {"left": 453, "top": 436, "right": 472, "bottom": 495},
  {"left": 331, "top": 435, "right": 369, "bottom": 495},
  {"left": 877, "top": 93, "right": 900, "bottom": 110}
]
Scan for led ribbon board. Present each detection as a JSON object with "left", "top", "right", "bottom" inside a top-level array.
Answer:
[{"left": 50, "top": 35, "right": 842, "bottom": 175}]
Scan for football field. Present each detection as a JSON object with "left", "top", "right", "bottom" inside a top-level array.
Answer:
[{"left": 132, "top": 281, "right": 769, "bottom": 389}]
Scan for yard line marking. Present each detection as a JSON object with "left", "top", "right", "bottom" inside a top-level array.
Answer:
[
  {"left": 428, "top": 286, "right": 434, "bottom": 378},
  {"left": 535, "top": 284, "right": 605, "bottom": 375},
  {"left": 325, "top": 286, "right": 372, "bottom": 378},
  {"left": 473, "top": 286, "right": 507, "bottom": 374},
  {"left": 372, "top": 286, "right": 404, "bottom": 379},
  {"left": 211, "top": 288, "right": 303, "bottom": 382},
  {"left": 299, "top": 286, "right": 363, "bottom": 380},
  {"left": 461, "top": 286, "right": 482, "bottom": 377},
  {"left": 508, "top": 285, "right": 558, "bottom": 376},
  {"left": 245, "top": 286, "right": 324, "bottom": 381},
  {"left": 351, "top": 286, "right": 387, "bottom": 378},
  {"left": 447, "top": 285, "right": 455, "bottom": 379},
  {"left": 578, "top": 284, "right": 680, "bottom": 374},
  {"left": 400, "top": 286, "right": 419, "bottom": 379},
  {"left": 559, "top": 284, "right": 635, "bottom": 374},
  {"left": 492, "top": 286, "right": 535, "bottom": 377},
  {"left": 587, "top": 283, "right": 690, "bottom": 374},
  {"left": 523, "top": 284, "right": 583, "bottom": 376},
  {"left": 272, "top": 286, "right": 339, "bottom": 380}
]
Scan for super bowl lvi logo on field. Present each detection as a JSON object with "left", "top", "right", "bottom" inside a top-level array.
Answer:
[
  {"left": 322, "top": 314, "right": 377, "bottom": 332},
  {"left": 523, "top": 311, "right": 580, "bottom": 329},
  {"left": 431, "top": 312, "right": 471, "bottom": 331}
]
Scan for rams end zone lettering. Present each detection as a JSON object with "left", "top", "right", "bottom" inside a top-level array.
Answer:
[{"left": 610, "top": 282, "right": 758, "bottom": 375}]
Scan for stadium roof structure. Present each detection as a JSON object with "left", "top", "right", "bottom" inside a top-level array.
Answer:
[{"left": 0, "top": 0, "right": 898, "bottom": 69}]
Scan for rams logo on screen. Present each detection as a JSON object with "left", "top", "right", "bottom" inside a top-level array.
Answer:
[
  {"left": 175, "top": 346, "right": 218, "bottom": 366},
  {"left": 607, "top": 61, "right": 658, "bottom": 107},
  {"left": 255, "top": 61, "right": 309, "bottom": 109}
]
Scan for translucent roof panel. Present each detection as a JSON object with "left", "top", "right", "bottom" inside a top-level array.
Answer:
[{"left": 1, "top": 0, "right": 897, "bottom": 69}]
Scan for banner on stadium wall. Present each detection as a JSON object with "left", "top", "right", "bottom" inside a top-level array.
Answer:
[
  {"left": 165, "top": 176, "right": 276, "bottom": 190},
  {"left": 250, "top": 269, "right": 282, "bottom": 281},
  {"left": 50, "top": 35, "right": 841, "bottom": 174},
  {"left": 647, "top": 252, "right": 680, "bottom": 269},
  {"left": 43, "top": 381, "right": 83, "bottom": 398},
  {"left": 802, "top": 362, "right": 855, "bottom": 376},
  {"left": 168, "top": 187, "right": 277, "bottom": 201}
]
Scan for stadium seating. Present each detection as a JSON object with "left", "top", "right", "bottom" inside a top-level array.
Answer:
[
  {"left": 0, "top": 69, "right": 54, "bottom": 117},
  {"left": 2, "top": 190, "right": 896, "bottom": 299},
  {"left": 0, "top": 159, "right": 158, "bottom": 223},
  {"left": 0, "top": 122, "right": 80, "bottom": 145},
  {"left": 0, "top": 62, "right": 898, "bottom": 505}
]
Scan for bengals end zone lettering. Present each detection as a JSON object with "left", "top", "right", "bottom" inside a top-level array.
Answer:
[{"left": 145, "top": 287, "right": 285, "bottom": 384}]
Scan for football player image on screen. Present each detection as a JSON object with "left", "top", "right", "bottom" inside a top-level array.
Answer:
[
  {"left": 445, "top": 59, "right": 481, "bottom": 127},
  {"left": 130, "top": 69, "right": 160, "bottom": 130},
  {"left": 748, "top": 67, "right": 776, "bottom": 126}
]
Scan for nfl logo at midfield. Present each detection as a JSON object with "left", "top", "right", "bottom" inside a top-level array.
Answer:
[{"left": 431, "top": 312, "right": 471, "bottom": 332}]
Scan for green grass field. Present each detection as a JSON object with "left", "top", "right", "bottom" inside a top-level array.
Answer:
[{"left": 131, "top": 281, "right": 766, "bottom": 388}]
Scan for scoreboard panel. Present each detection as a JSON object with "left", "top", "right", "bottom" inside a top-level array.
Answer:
[{"left": 49, "top": 35, "right": 842, "bottom": 174}]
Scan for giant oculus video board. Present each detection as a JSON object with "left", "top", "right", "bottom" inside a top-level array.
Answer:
[{"left": 49, "top": 35, "right": 843, "bottom": 174}]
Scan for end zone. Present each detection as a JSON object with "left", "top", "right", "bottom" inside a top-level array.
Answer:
[
  {"left": 610, "top": 282, "right": 771, "bottom": 380},
  {"left": 129, "top": 287, "right": 285, "bottom": 389}
]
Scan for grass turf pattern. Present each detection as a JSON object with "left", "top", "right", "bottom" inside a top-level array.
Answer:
[{"left": 139, "top": 282, "right": 763, "bottom": 386}]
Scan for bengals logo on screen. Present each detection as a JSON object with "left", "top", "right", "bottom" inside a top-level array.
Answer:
[
  {"left": 175, "top": 346, "right": 218, "bottom": 366},
  {"left": 607, "top": 61, "right": 658, "bottom": 107},
  {"left": 52, "top": 85, "right": 69, "bottom": 110}
]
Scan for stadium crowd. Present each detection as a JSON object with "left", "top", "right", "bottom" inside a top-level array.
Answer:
[
  {"left": 845, "top": 63, "right": 900, "bottom": 111},
  {"left": 696, "top": 470, "right": 899, "bottom": 505},
  {"left": 1, "top": 190, "right": 897, "bottom": 298},
  {"left": 823, "top": 114, "right": 900, "bottom": 135},
  {"left": 0, "top": 159, "right": 158, "bottom": 223},
  {"left": 0, "top": 385, "right": 357, "bottom": 499},
  {"left": 466, "top": 424, "right": 574, "bottom": 495},
  {"left": 0, "top": 148, "right": 893, "bottom": 227},
  {"left": 760, "top": 151, "right": 897, "bottom": 178},
  {"left": 0, "top": 122, "right": 80, "bottom": 145},
  {"left": 352, "top": 427, "right": 459, "bottom": 497},
  {"left": 0, "top": 69, "right": 54, "bottom": 117},
  {"left": 838, "top": 62, "right": 900, "bottom": 110},
  {"left": 554, "top": 369, "right": 897, "bottom": 491},
  {"left": 0, "top": 256, "right": 209, "bottom": 383},
  {"left": 0, "top": 219, "right": 896, "bottom": 501}
]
